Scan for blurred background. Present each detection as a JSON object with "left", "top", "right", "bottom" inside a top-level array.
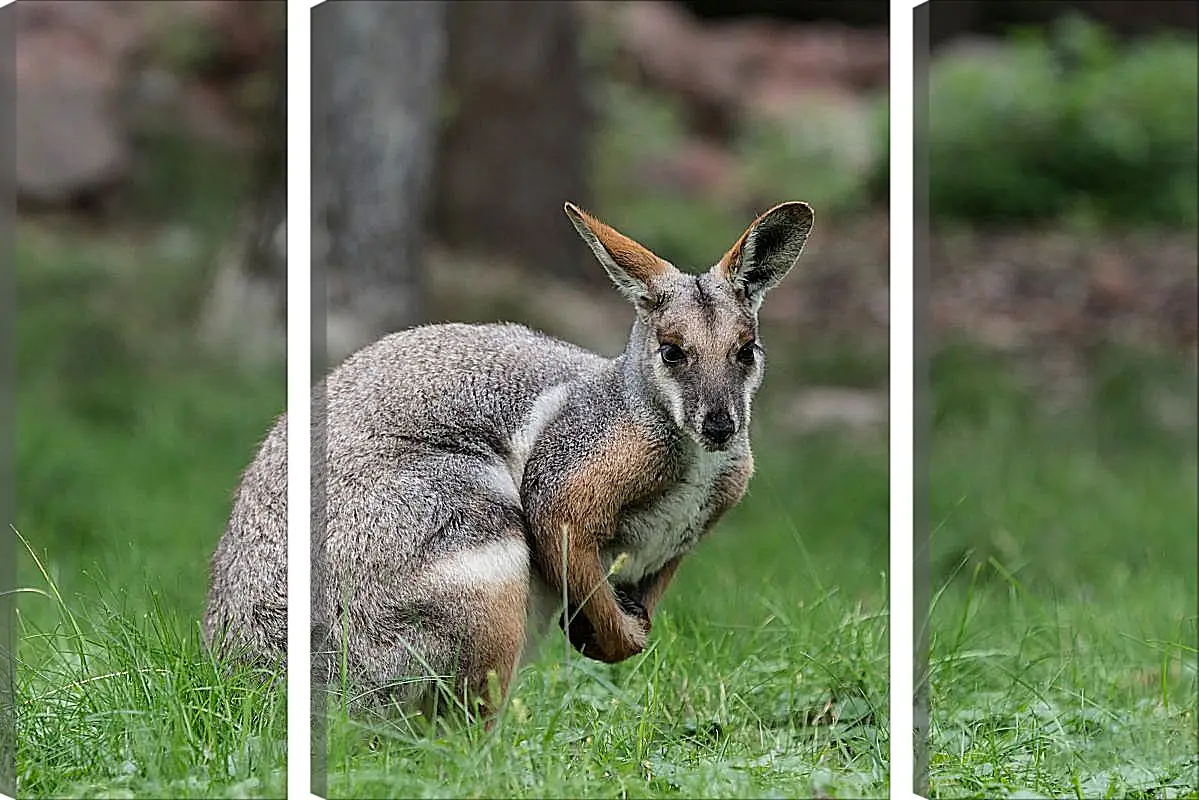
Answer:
[
  {"left": 926, "top": 1, "right": 1197, "bottom": 589},
  {"left": 925, "top": 2, "right": 1197, "bottom": 796}
]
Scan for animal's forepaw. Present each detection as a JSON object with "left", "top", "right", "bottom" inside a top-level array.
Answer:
[
  {"left": 559, "top": 596, "right": 650, "bottom": 663},
  {"left": 559, "top": 603, "right": 598, "bottom": 655},
  {"left": 615, "top": 587, "right": 650, "bottom": 627}
]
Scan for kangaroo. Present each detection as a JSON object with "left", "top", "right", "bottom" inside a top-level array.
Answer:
[{"left": 203, "top": 200, "right": 814, "bottom": 719}]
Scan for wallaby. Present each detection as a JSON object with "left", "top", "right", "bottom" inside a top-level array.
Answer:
[{"left": 204, "top": 200, "right": 814, "bottom": 719}]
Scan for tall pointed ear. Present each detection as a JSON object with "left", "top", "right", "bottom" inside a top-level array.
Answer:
[
  {"left": 715, "top": 202, "right": 813, "bottom": 311},
  {"left": 564, "top": 202, "right": 674, "bottom": 310}
]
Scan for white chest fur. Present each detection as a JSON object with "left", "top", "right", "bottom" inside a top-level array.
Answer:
[{"left": 603, "top": 447, "right": 733, "bottom": 585}]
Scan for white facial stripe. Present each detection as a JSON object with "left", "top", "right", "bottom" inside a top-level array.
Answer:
[
  {"left": 659, "top": 371, "right": 687, "bottom": 429},
  {"left": 426, "top": 537, "right": 530, "bottom": 591}
]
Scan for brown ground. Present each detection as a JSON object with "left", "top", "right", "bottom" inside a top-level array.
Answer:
[{"left": 932, "top": 226, "right": 1198, "bottom": 361}]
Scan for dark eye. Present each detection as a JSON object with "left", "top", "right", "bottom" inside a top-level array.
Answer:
[
  {"left": 736, "top": 341, "right": 758, "bottom": 365},
  {"left": 659, "top": 343, "right": 687, "bottom": 365}
]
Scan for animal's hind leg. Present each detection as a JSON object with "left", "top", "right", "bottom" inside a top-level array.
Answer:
[
  {"left": 323, "top": 452, "right": 534, "bottom": 724},
  {"left": 328, "top": 572, "right": 529, "bottom": 724},
  {"left": 421, "top": 532, "right": 531, "bottom": 724}
]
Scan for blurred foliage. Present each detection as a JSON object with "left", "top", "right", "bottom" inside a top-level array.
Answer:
[
  {"left": 15, "top": 89, "right": 280, "bottom": 612},
  {"left": 590, "top": 76, "right": 888, "bottom": 270},
  {"left": 125, "top": 133, "right": 252, "bottom": 236},
  {"left": 586, "top": 41, "right": 888, "bottom": 273},
  {"left": 15, "top": 224, "right": 284, "bottom": 616},
  {"left": 146, "top": 13, "right": 226, "bottom": 76},
  {"left": 932, "top": 338, "right": 1198, "bottom": 459},
  {"left": 143, "top": 3, "right": 284, "bottom": 122},
  {"left": 737, "top": 90, "right": 889, "bottom": 223},
  {"left": 930, "top": 15, "right": 1199, "bottom": 229},
  {"left": 768, "top": 341, "right": 890, "bottom": 391},
  {"left": 588, "top": 80, "right": 742, "bottom": 269}
]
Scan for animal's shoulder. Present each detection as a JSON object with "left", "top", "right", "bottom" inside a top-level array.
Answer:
[
  {"left": 523, "top": 409, "right": 681, "bottom": 518},
  {"left": 330, "top": 323, "right": 605, "bottom": 386}
]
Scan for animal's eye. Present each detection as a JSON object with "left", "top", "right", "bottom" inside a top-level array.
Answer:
[
  {"left": 736, "top": 341, "right": 758, "bottom": 365},
  {"left": 659, "top": 343, "right": 687, "bottom": 365}
]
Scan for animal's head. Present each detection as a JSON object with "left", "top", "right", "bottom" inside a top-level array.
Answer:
[{"left": 564, "top": 201, "right": 813, "bottom": 452}]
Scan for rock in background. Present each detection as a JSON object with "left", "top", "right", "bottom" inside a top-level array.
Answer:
[{"left": 15, "top": 0, "right": 280, "bottom": 212}]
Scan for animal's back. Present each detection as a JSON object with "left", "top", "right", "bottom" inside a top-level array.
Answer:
[
  {"left": 316, "top": 323, "right": 610, "bottom": 689},
  {"left": 324, "top": 322, "right": 606, "bottom": 450},
  {"left": 319, "top": 320, "right": 608, "bottom": 559}
]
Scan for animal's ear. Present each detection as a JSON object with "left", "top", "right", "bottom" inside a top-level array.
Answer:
[
  {"left": 564, "top": 202, "right": 675, "bottom": 311},
  {"left": 714, "top": 202, "right": 813, "bottom": 311}
]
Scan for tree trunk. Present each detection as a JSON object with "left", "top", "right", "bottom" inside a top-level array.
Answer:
[
  {"left": 432, "top": 0, "right": 594, "bottom": 283},
  {"left": 240, "top": 31, "right": 288, "bottom": 315},
  {"left": 200, "top": 12, "right": 287, "bottom": 366},
  {"left": 314, "top": 0, "right": 445, "bottom": 363}
]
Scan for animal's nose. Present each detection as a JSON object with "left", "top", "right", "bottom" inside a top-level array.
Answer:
[{"left": 701, "top": 410, "right": 735, "bottom": 443}]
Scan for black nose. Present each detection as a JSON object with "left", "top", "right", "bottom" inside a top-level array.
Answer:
[{"left": 701, "top": 411, "right": 735, "bottom": 443}]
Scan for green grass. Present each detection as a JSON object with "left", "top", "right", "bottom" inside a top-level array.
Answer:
[
  {"left": 13, "top": 221, "right": 288, "bottom": 797},
  {"left": 323, "top": 429, "right": 891, "bottom": 799},
  {"left": 15, "top": 532, "right": 286, "bottom": 799},
  {"left": 927, "top": 341, "right": 1199, "bottom": 798}
]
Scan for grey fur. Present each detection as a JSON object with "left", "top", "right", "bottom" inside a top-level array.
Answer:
[{"left": 203, "top": 203, "right": 814, "bottom": 714}]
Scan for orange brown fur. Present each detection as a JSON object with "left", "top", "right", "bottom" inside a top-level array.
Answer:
[
  {"left": 531, "top": 422, "right": 673, "bottom": 662},
  {"left": 461, "top": 577, "right": 527, "bottom": 719},
  {"left": 567, "top": 204, "right": 672, "bottom": 288},
  {"left": 716, "top": 226, "right": 753, "bottom": 280}
]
